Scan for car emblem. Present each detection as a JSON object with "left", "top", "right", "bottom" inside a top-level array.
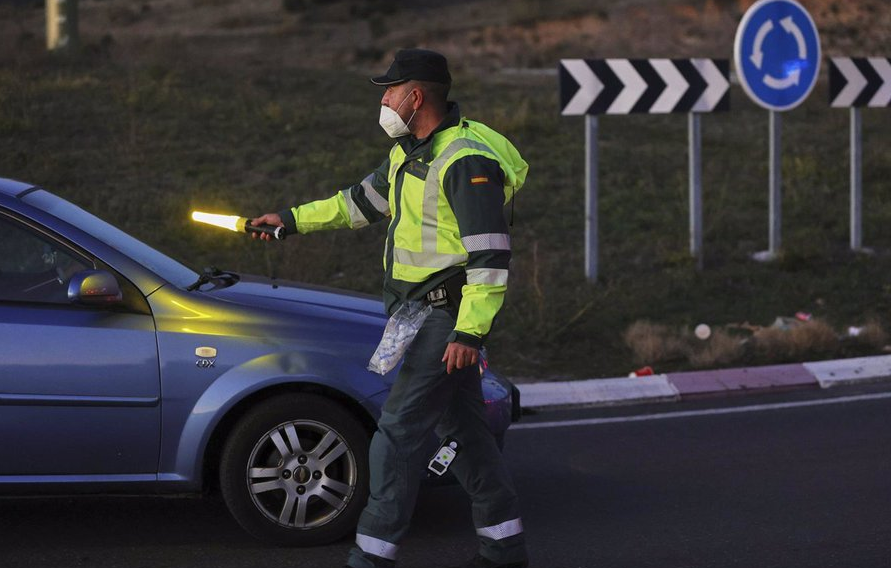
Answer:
[{"left": 294, "top": 466, "right": 311, "bottom": 484}]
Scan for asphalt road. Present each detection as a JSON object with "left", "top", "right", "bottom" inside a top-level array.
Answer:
[{"left": 1, "top": 383, "right": 889, "bottom": 568}]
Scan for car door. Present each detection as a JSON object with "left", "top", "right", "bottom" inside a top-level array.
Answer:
[{"left": 0, "top": 212, "right": 161, "bottom": 477}]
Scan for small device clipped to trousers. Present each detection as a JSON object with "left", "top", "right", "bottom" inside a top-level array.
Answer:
[{"left": 427, "top": 438, "right": 460, "bottom": 476}]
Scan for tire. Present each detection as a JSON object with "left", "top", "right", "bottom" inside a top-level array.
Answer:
[{"left": 219, "top": 393, "right": 370, "bottom": 546}]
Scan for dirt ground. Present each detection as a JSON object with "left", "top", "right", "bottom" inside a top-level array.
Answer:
[{"left": 2, "top": 0, "right": 889, "bottom": 74}]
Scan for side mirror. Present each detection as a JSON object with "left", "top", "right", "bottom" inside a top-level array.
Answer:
[{"left": 67, "top": 270, "right": 123, "bottom": 306}]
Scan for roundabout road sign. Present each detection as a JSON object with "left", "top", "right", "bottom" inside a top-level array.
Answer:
[{"left": 734, "top": 0, "right": 821, "bottom": 111}]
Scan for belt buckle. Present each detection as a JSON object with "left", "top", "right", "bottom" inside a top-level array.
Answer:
[{"left": 426, "top": 287, "right": 449, "bottom": 308}]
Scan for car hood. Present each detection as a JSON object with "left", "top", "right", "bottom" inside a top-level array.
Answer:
[{"left": 205, "top": 273, "right": 387, "bottom": 320}]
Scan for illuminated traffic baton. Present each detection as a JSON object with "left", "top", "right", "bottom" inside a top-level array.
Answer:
[{"left": 191, "top": 211, "right": 287, "bottom": 240}]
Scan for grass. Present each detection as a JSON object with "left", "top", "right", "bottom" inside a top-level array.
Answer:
[{"left": 2, "top": 45, "right": 891, "bottom": 379}]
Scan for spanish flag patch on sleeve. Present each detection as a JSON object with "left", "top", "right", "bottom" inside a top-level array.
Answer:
[{"left": 470, "top": 176, "right": 489, "bottom": 185}]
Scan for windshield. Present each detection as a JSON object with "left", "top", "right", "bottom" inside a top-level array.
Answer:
[{"left": 22, "top": 190, "right": 199, "bottom": 289}]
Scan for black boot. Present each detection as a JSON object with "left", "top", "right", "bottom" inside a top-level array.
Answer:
[{"left": 447, "top": 554, "right": 528, "bottom": 568}]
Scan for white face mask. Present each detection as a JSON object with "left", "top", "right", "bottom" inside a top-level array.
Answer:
[{"left": 379, "top": 90, "right": 417, "bottom": 138}]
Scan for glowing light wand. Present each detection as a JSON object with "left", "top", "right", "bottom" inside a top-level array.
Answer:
[{"left": 191, "top": 211, "right": 287, "bottom": 240}]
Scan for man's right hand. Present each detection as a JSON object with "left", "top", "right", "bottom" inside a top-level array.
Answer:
[{"left": 250, "top": 213, "right": 284, "bottom": 241}]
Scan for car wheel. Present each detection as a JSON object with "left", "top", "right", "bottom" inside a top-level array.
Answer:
[{"left": 219, "top": 393, "right": 370, "bottom": 546}]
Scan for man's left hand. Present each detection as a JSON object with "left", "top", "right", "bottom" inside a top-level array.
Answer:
[{"left": 442, "top": 342, "right": 478, "bottom": 375}]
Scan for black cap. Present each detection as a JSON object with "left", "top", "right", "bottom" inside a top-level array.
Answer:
[{"left": 370, "top": 48, "right": 452, "bottom": 86}]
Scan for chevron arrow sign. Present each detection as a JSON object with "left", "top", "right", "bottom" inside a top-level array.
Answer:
[
  {"left": 559, "top": 59, "right": 730, "bottom": 116},
  {"left": 829, "top": 57, "right": 891, "bottom": 108}
]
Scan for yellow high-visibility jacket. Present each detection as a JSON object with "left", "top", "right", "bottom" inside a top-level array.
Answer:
[{"left": 279, "top": 104, "right": 528, "bottom": 348}]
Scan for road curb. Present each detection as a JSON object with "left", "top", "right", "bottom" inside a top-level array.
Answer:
[
  {"left": 516, "top": 355, "right": 891, "bottom": 410},
  {"left": 518, "top": 375, "right": 679, "bottom": 408},
  {"left": 804, "top": 355, "right": 891, "bottom": 388}
]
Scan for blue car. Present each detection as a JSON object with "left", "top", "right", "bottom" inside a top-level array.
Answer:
[{"left": 0, "top": 178, "right": 520, "bottom": 546}]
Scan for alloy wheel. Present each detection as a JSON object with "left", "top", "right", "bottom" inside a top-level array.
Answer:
[{"left": 246, "top": 419, "right": 357, "bottom": 529}]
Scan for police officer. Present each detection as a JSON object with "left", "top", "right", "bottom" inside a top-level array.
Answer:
[{"left": 252, "top": 48, "right": 529, "bottom": 568}]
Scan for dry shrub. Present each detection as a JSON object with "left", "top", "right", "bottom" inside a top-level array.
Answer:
[
  {"left": 625, "top": 318, "right": 859, "bottom": 370},
  {"left": 688, "top": 329, "right": 744, "bottom": 368},
  {"left": 752, "top": 319, "right": 838, "bottom": 360},
  {"left": 850, "top": 321, "right": 888, "bottom": 350},
  {"left": 751, "top": 326, "right": 789, "bottom": 360},
  {"left": 790, "top": 319, "right": 839, "bottom": 354},
  {"left": 623, "top": 321, "right": 688, "bottom": 364}
]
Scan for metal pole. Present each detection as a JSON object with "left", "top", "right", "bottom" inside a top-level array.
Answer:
[
  {"left": 850, "top": 107, "right": 862, "bottom": 251},
  {"left": 689, "top": 113, "right": 703, "bottom": 269},
  {"left": 769, "top": 110, "right": 782, "bottom": 257},
  {"left": 46, "top": 0, "right": 78, "bottom": 51},
  {"left": 585, "top": 115, "right": 599, "bottom": 282},
  {"left": 46, "top": 0, "right": 59, "bottom": 50}
]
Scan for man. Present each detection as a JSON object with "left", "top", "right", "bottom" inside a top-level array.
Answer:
[{"left": 251, "top": 48, "right": 529, "bottom": 568}]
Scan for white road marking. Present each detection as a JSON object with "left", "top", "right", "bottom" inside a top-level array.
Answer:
[{"left": 510, "top": 391, "right": 891, "bottom": 431}]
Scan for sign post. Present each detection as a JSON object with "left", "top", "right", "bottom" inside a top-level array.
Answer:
[
  {"left": 768, "top": 110, "right": 782, "bottom": 257},
  {"left": 850, "top": 106, "right": 862, "bottom": 251},
  {"left": 585, "top": 116, "right": 599, "bottom": 280},
  {"left": 560, "top": 58, "right": 729, "bottom": 281},
  {"left": 829, "top": 57, "right": 891, "bottom": 252},
  {"left": 689, "top": 113, "right": 702, "bottom": 269},
  {"left": 734, "top": 0, "right": 821, "bottom": 261}
]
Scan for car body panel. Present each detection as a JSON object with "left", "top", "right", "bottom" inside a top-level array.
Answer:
[
  {"left": 145, "top": 280, "right": 392, "bottom": 487},
  {"left": 0, "top": 305, "right": 160, "bottom": 475},
  {"left": 0, "top": 178, "right": 36, "bottom": 198}
]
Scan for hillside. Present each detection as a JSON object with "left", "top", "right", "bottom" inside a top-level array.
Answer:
[{"left": 1, "top": 0, "right": 890, "bottom": 379}]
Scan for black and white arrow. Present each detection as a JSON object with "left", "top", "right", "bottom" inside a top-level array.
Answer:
[
  {"left": 559, "top": 59, "right": 729, "bottom": 116},
  {"left": 560, "top": 59, "right": 603, "bottom": 115},
  {"left": 690, "top": 59, "right": 731, "bottom": 112},
  {"left": 830, "top": 57, "right": 891, "bottom": 108},
  {"left": 607, "top": 59, "right": 648, "bottom": 114}
]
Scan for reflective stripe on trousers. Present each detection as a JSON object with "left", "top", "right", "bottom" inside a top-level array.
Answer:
[
  {"left": 477, "top": 518, "right": 524, "bottom": 540},
  {"left": 355, "top": 533, "right": 398, "bottom": 561}
]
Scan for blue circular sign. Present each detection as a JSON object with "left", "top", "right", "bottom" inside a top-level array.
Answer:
[{"left": 734, "top": 0, "right": 821, "bottom": 111}]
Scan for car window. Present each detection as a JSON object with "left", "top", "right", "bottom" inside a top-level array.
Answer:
[
  {"left": 22, "top": 190, "right": 199, "bottom": 289},
  {"left": 0, "top": 216, "right": 92, "bottom": 304}
]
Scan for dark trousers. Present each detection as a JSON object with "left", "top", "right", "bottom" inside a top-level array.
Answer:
[{"left": 346, "top": 308, "right": 527, "bottom": 567}]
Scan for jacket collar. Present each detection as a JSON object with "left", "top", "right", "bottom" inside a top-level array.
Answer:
[{"left": 398, "top": 102, "right": 461, "bottom": 162}]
